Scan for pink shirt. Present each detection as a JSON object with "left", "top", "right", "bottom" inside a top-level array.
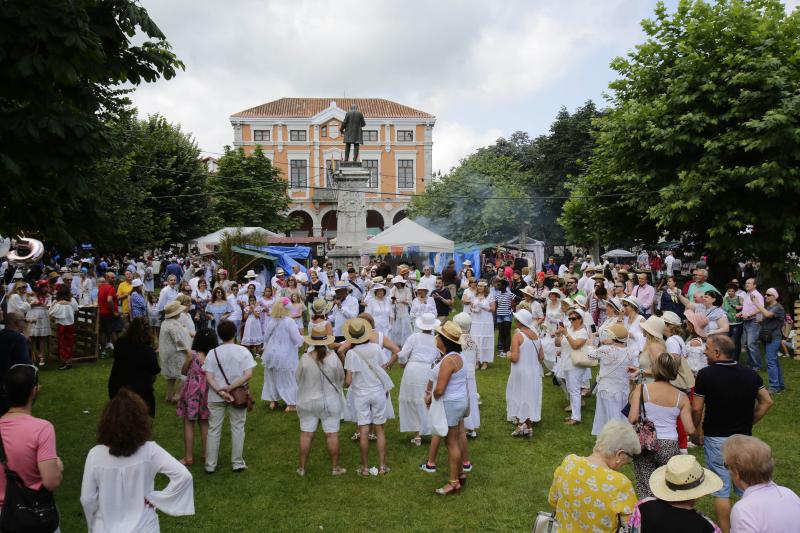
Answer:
[
  {"left": 503, "top": 266, "right": 513, "bottom": 280},
  {"left": 741, "top": 290, "right": 764, "bottom": 320},
  {"left": 633, "top": 283, "right": 655, "bottom": 311},
  {"left": 0, "top": 414, "right": 58, "bottom": 505},
  {"left": 731, "top": 481, "right": 800, "bottom": 533}
]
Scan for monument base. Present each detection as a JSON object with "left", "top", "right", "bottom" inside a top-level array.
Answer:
[{"left": 326, "top": 248, "right": 363, "bottom": 271}]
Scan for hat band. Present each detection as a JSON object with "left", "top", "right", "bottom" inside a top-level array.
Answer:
[
  {"left": 665, "top": 472, "right": 705, "bottom": 491},
  {"left": 310, "top": 335, "right": 329, "bottom": 341}
]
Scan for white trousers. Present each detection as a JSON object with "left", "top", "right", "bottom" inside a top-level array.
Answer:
[
  {"left": 564, "top": 369, "right": 583, "bottom": 422},
  {"left": 206, "top": 401, "right": 247, "bottom": 471}
]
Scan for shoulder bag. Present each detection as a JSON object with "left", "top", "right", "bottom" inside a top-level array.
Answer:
[
  {"left": 213, "top": 349, "right": 254, "bottom": 411},
  {"left": 316, "top": 359, "right": 346, "bottom": 415},
  {"left": 633, "top": 384, "right": 658, "bottom": 453},
  {"left": 0, "top": 427, "right": 59, "bottom": 533},
  {"left": 353, "top": 345, "right": 394, "bottom": 392},
  {"left": 532, "top": 511, "right": 558, "bottom": 533},
  {"left": 569, "top": 337, "right": 598, "bottom": 368}
]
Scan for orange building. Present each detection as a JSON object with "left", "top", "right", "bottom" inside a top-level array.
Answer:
[{"left": 229, "top": 98, "right": 435, "bottom": 237}]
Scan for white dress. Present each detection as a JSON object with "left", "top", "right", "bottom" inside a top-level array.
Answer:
[
  {"left": 397, "top": 332, "right": 439, "bottom": 434},
  {"left": 460, "top": 334, "right": 481, "bottom": 430},
  {"left": 80, "top": 441, "right": 194, "bottom": 533},
  {"left": 241, "top": 306, "right": 264, "bottom": 346},
  {"left": 389, "top": 286, "right": 413, "bottom": 346},
  {"left": 686, "top": 337, "right": 707, "bottom": 374},
  {"left": 343, "top": 332, "right": 395, "bottom": 422},
  {"left": 366, "top": 298, "right": 392, "bottom": 337},
  {"left": 469, "top": 295, "right": 495, "bottom": 364},
  {"left": 506, "top": 331, "right": 543, "bottom": 423},
  {"left": 588, "top": 344, "right": 636, "bottom": 435},
  {"left": 409, "top": 297, "right": 437, "bottom": 331},
  {"left": 261, "top": 317, "right": 304, "bottom": 404}
]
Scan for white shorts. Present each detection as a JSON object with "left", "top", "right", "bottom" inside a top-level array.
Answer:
[
  {"left": 353, "top": 389, "right": 387, "bottom": 426},
  {"left": 298, "top": 410, "right": 341, "bottom": 433}
]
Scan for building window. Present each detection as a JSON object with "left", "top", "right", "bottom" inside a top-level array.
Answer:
[
  {"left": 398, "top": 160, "right": 414, "bottom": 189},
  {"left": 320, "top": 126, "right": 327, "bottom": 138},
  {"left": 253, "top": 129, "right": 270, "bottom": 142},
  {"left": 290, "top": 130, "right": 307, "bottom": 142},
  {"left": 329, "top": 124, "right": 339, "bottom": 138},
  {"left": 363, "top": 130, "right": 378, "bottom": 142},
  {"left": 363, "top": 159, "right": 378, "bottom": 188},
  {"left": 290, "top": 160, "right": 308, "bottom": 188},
  {"left": 397, "top": 130, "right": 414, "bottom": 142}
]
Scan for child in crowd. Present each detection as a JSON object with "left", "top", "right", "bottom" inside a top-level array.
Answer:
[
  {"left": 241, "top": 295, "right": 264, "bottom": 355},
  {"left": 147, "top": 292, "right": 161, "bottom": 337},
  {"left": 48, "top": 286, "right": 80, "bottom": 371},
  {"left": 177, "top": 329, "right": 215, "bottom": 466},
  {"left": 289, "top": 292, "right": 306, "bottom": 331}
]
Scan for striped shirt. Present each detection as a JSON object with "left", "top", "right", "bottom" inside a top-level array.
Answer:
[{"left": 495, "top": 290, "right": 513, "bottom": 316}]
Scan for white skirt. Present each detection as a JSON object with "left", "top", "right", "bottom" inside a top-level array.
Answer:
[
  {"left": 398, "top": 361, "right": 431, "bottom": 434},
  {"left": 261, "top": 367, "right": 297, "bottom": 405},
  {"left": 592, "top": 389, "right": 628, "bottom": 436},
  {"left": 472, "top": 319, "right": 494, "bottom": 364},
  {"left": 541, "top": 335, "right": 558, "bottom": 372},
  {"left": 506, "top": 362, "right": 543, "bottom": 423},
  {"left": 390, "top": 317, "right": 412, "bottom": 347},
  {"left": 241, "top": 317, "right": 263, "bottom": 346},
  {"left": 464, "top": 375, "right": 480, "bottom": 430}
]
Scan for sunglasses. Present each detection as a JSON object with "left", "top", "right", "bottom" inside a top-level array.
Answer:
[
  {"left": 615, "top": 285, "right": 624, "bottom": 288},
  {"left": 568, "top": 316, "right": 580, "bottom": 321}
]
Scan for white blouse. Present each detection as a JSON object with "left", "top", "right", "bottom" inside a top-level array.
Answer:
[{"left": 80, "top": 441, "right": 194, "bottom": 533}]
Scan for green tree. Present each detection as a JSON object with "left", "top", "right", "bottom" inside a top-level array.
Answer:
[
  {"left": 208, "top": 147, "right": 295, "bottom": 233},
  {"left": 0, "top": 0, "right": 183, "bottom": 244},
  {"left": 560, "top": 0, "right": 800, "bottom": 281}
]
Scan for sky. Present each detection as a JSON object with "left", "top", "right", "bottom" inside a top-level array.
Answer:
[{"left": 129, "top": 0, "right": 800, "bottom": 174}]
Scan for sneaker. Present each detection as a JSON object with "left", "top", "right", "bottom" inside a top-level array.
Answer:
[
  {"left": 57, "top": 364, "right": 72, "bottom": 371},
  {"left": 466, "top": 430, "right": 478, "bottom": 439},
  {"left": 105, "top": 342, "right": 114, "bottom": 350},
  {"left": 462, "top": 462, "right": 473, "bottom": 472},
  {"left": 419, "top": 462, "right": 437, "bottom": 473}
]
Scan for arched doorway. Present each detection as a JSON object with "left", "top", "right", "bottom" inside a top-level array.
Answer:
[
  {"left": 288, "top": 211, "right": 313, "bottom": 237},
  {"left": 393, "top": 210, "right": 407, "bottom": 224},
  {"left": 321, "top": 210, "right": 338, "bottom": 237},
  {"left": 366, "top": 210, "right": 384, "bottom": 235}
]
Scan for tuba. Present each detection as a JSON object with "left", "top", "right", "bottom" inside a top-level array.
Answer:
[{"left": 1, "top": 236, "right": 45, "bottom": 266}]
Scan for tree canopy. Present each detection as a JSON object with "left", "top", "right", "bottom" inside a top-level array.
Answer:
[
  {"left": 560, "top": 0, "right": 800, "bottom": 276},
  {"left": 0, "top": 0, "right": 183, "bottom": 243}
]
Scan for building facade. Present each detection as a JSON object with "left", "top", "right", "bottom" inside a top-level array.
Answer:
[{"left": 229, "top": 98, "right": 435, "bottom": 237}]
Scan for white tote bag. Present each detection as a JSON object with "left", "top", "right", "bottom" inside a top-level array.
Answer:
[{"left": 427, "top": 396, "right": 449, "bottom": 437}]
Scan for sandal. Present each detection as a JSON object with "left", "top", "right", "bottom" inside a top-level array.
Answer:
[
  {"left": 269, "top": 401, "right": 277, "bottom": 410},
  {"left": 368, "top": 433, "right": 377, "bottom": 441},
  {"left": 179, "top": 458, "right": 193, "bottom": 466},
  {"left": 350, "top": 432, "right": 360, "bottom": 441},
  {"left": 378, "top": 465, "right": 391, "bottom": 475},
  {"left": 296, "top": 467, "right": 306, "bottom": 476},
  {"left": 357, "top": 467, "right": 371, "bottom": 477},
  {"left": 331, "top": 466, "right": 347, "bottom": 476},
  {"left": 511, "top": 425, "right": 526, "bottom": 437},
  {"left": 565, "top": 419, "right": 580, "bottom": 425},
  {"left": 410, "top": 436, "right": 422, "bottom": 446},
  {"left": 435, "top": 480, "right": 461, "bottom": 495},
  {"left": 285, "top": 406, "right": 297, "bottom": 412}
]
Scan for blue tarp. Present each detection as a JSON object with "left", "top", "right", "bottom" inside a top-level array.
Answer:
[{"left": 241, "top": 244, "right": 311, "bottom": 275}]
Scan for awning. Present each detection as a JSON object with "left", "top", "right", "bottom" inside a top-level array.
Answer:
[{"left": 231, "top": 245, "right": 277, "bottom": 261}]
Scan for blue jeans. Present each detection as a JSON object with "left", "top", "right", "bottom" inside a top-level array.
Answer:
[
  {"left": 728, "top": 323, "right": 743, "bottom": 363},
  {"left": 742, "top": 319, "right": 762, "bottom": 369},
  {"left": 764, "top": 335, "right": 785, "bottom": 390},
  {"left": 704, "top": 436, "right": 744, "bottom": 499}
]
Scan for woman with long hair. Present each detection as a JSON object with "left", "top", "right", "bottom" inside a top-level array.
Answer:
[
  {"left": 470, "top": 281, "right": 496, "bottom": 370},
  {"left": 205, "top": 287, "right": 232, "bottom": 335},
  {"left": 261, "top": 297, "right": 304, "bottom": 411},
  {"left": 81, "top": 390, "right": 194, "bottom": 531},
  {"left": 191, "top": 278, "right": 211, "bottom": 330},
  {"left": 109, "top": 316, "right": 161, "bottom": 416},
  {"left": 555, "top": 306, "right": 589, "bottom": 425}
]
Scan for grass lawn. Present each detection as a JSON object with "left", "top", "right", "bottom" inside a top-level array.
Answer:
[{"left": 38, "top": 342, "right": 799, "bottom": 531}]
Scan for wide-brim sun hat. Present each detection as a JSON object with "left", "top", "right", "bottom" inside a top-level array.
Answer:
[
  {"left": 684, "top": 309, "right": 709, "bottom": 338},
  {"left": 661, "top": 311, "right": 682, "bottom": 326},
  {"left": 641, "top": 315, "right": 666, "bottom": 340},
  {"left": 608, "top": 297, "right": 624, "bottom": 313},
  {"left": 593, "top": 273, "right": 606, "bottom": 280},
  {"left": 462, "top": 260, "right": 472, "bottom": 266},
  {"left": 131, "top": 278, "right": 143, "bottom": 288},
  {"left": 415, "top": 312, "right": 441, "bottom": 331},
  {"left": 574, "top": 294, "right": 588, "bottom": 309},
  {"left": 311, "top": 298, "right": 333, "bottom": 315},
  {"left": 435, "top": 321, "right": 463, "bottom": 346},
  {"left": 608, "top": 323, "right": 629, "bottom": 342},
  {"left": 520, "top": 286, "right": 538, "bottom": 298},
  {"left": 334, "top": 280, "right": 351, "bottom": 291},
  {"left": 304, "top": 324, "right": 335, "bottom": 346},
  {"left": 513, "top": 309, "right": 536, "bottom": 329},
  {"left": 622, "top": 295, "right": 640, "bottom": 309},
  {"left": 343, "top": 317, "right": 372, "bottom": 344},
  {"left": 164, "top": 300, "right": 185, "bottom": 318},
  {"left": 453, "top": 312, "right": 471, "bottom": 332},
  {"left": 245, "top": 269, "right": 257, "bottom": 278},
  {"left": 415, "top": 286, "right": 429, "bottom": 293},
  {"left": 372, "top": 276, "right": 385, "bottom": 284},
  {"left": 392, "top": 278, "right": 406, "bottom": 286},
  {"left": 371, "top": 283, "right": 387, "bottom": 293},
  {"left": 649, "top": 455, "right": 723, "bottom": 502}
]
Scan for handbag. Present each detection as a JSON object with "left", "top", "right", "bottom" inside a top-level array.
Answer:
[
  {"left": 569, "top": 343, "right": 598, "bottom": 368},
  {"left": 532, "top": 511, "right": 558, "bottom": 533},
  {"left": 213, "top": 349, "right": 254, "bottom": 411},
  {"left": 0, "top": 428, "right": 59, "bottom": 533},
  {"left": 633, "top": 384, "right": 658, "bottom": 453},
  {"left": 316, "top": 359, "right": 346, "bottom": 415},
  {"left": 427, "top": 395, "right": 448, "bottom": 437}
]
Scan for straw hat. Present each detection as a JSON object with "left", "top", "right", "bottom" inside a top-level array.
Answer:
[
  {"left": 520, "top": 286, "right": 538, "bottom": 298},
  {"left": 621, "top": 295, "right": 640, "bottom": 310},
  {"left": 304, "top": 324, "right": 335, "bottom": 346},
  {"left": 245, "top": 269, "right": 257, "bottom": 279},
  {"left": 415, "top": 312, "right": 440, "bottom": 331},
  {"left": 661, "top": 311, "right": 682, "bottom": 326},
  {"left": 398, "top": 266, "right": 410, "bottom": 275},
  {"left": 370, "top": 283, "right": 387, "bottom": 293},
  {"left": 372, "top": 276, "right": 385, "bottom": 284},
  {"left": 343, "top": 317, "right": 372, "bottom": 344},
  {"left": 435, "top": 321, "right": 463, "bottom": 346},
  {"left": 593, "top": 273, "right": 606, "bottom": 281},
  {"left": 513, "top": 309, "right": 536, "bottom": 329},
  {"left": 684, "top": 309, "right": 709, "bottom": 338},
  {"left": 607, "top": 323, "right": 629, "bottom": 342},
  {"left": 548, "top": 289, "right": 564, "bottom": 300},
  {"left": 641, "top": 315, "right": 666, "bottom": 339},
  {"left": 176, "top": 293, "right": 191, "bottom": 306},
  {"left": 392, "top": 278, "right": 406, "bottom": 286},
  {"left": 415, "top": 286, "right": 429, "bottom": 293},
  {"left": 164, "top": 300, "right": 185, "bottom": 318},
  {"left": 333, "top": 280, "right": 351, "bottom": 291},
  {"left": 453, "top": 312, "right": 471, "bottom": 333},
  {"left": 608, "top": 297, "right": 623, "bottom": 313},
  {"left": 649, "top": 455, "right": 722, "bottom": 502},
  {"left": 310, "top": 298, "right": 333, "bottom": 316},
  {"left": 47, "top": 271, "right": 59, "bottom": 280}
]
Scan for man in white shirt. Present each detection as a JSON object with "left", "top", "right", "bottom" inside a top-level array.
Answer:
[
  {"left": 331, "top": 282, "right": 359, "bottom": 341},
  {"left": 156, "top": 274, "right": 180, "bottom": 311},
  {"left": 291, "top": 264, "right": 308, "bottom": 297},
  {"left": 418, "top": 265, "right": 437, "bottom": 292},
  {"left": 577, "top": 266, "right": 595, "bottom": 295},
  {"left": 664, "top": 250, "right": 675, "bottom": 276},
  {"left": 270, "top": 268, "right": 286, "bottom": 293},
  {"left": 558, "top": 262, "right": 569, "bottom": 278},
  {"left": 580, "top": 255, "right": 595, "bottom": 272}
]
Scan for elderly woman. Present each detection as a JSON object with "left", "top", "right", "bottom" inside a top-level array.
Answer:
[
  {"left": 589, "top": 323, "right": 636, "bottom": 436},
  {"left": 296, "top": 324, "right": 346, "bottom": 476},
  {"left": 555, "top": 306, "right": 589, "bottom": 425},
  {"left": 628, "top": 353, "right": 695, "bottom": 498},
  {"left": 751, "top": 288, "right": 787, "bottom": 394},
  {"left": 628, "top": 455, "right": 723, "bottom": 533},
  {"left": 159, "top": 301, "right": 191, "bottom": 403},
  {"left": 425, "top": 321, "right": 469, "bottom": 495},
  {"left": 409, "top": 286, "right": 437, "bottom": 332},
  {"left": 398, "top": 313, "right": 441, "bottom": 445},
  {"left": 389, "top": 278, "right": 413, "bottom": 346},
  {"left": 548, "top": 419, "right": 640, "bottom": 532}
]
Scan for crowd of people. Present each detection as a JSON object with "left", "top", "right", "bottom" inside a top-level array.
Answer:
[{"left": 0, "top": 248, "right": 799, "bottom": 531}]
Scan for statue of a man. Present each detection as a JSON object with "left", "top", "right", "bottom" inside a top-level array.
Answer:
[{"left": 340, "top": 104, "right": 365, "bottom": 161}]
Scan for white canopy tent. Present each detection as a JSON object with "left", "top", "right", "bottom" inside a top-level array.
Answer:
[
  {"left": 361, "top": 218, "right": 454, "bottom": 254},
  {"left": 192, "top": 227, "right": 281, "bottom": 254}
]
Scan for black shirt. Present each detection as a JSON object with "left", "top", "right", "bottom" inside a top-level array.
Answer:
[
  {"left": 108, "top": 337, "right": 161, "bottom": 416},
  {"left": 431, "top": 288, "right": 452, "bottom": 317},
  {"left": 0, "top": 329, "right": 32, "bottom": 414},
  {"left": 638, "top": 498, "right": 716, "bottom": 533},
  {"left": 694, "top": 361, "right": 763, "bottom": 437}
]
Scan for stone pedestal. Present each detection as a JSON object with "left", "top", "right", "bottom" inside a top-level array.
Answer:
[{"left": 327, "top": 161, "right": 371, "bottom": 269}]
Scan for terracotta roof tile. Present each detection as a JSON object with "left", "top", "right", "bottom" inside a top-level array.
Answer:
[{"left": 231, "top": 98, "right": 434, "bottom": 119}]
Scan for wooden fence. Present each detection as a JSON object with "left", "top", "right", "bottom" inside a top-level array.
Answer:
[{"left": 48, "top": 305, "right": 99, "bottom": 362}]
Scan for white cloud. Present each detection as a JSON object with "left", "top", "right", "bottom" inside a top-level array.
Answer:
[{"left": 129, "top": 0, "right": 647, "bottom": 166}]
